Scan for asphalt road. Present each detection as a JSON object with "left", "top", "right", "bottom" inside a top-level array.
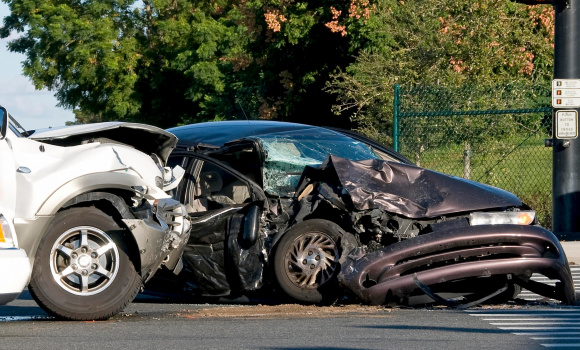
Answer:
[{"left": 3, "top": 291, "right": 579, "bottom": 350}]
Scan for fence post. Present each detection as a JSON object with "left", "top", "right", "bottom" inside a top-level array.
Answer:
[{"left": 393, "top": 84, "right": 400, "bottom": 152}]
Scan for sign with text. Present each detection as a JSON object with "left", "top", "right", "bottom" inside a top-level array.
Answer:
[
  {"left": 553, "top": 79, "right": 580, "bottom": 108},
  {"left": 556, "top": 110, "right": 578, "bottom": 139}
]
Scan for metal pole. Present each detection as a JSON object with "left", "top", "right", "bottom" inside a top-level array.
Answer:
[
  {"left": 553, "top": 0, "right": 580, "bottom": 240},
  {"left": 393, "top": 84, "right": 400, "bottom": 152}
]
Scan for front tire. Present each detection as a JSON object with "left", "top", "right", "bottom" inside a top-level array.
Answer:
[
  {"left": 29, "top": 207, "right": 141, "bottom": 320},
  {"left": 273, "top": 219, "right": 346, "bottom": 304}
]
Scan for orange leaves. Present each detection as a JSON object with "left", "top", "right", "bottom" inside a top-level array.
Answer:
[
  {"left": 264, "top": 8, "right": 287, "bottom": 32},
  {"left": 325, "top": 6, "right": 347, "bottom": 36},
  {"left": 324, "top": 1, "right": 373, "bottom": 36},
  {"left": 529, "top": 5, "right": 554, "bottom": 37},
  {"left": 449, "top": 57, "right": 466, "bottom": 73},
  {"left": 349, "top": 0, "right": 371, "bottom": 20}
]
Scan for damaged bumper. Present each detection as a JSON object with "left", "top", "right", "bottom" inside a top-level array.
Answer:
[
  {"left": 123, "top": 198, "right": 190, "bottom": 282},
  {"left": 339, "top": 224, "right": 576, "bottom": 306}
]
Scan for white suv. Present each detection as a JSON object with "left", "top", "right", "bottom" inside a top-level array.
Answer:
[
  {"left": 0, "top": 106, "right": 189, "bottom": 320},
  {"left": 0, "top": 211, "right": 31, "bottom": 305}
]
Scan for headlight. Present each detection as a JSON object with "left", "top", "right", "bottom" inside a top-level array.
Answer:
[
  {"left": 469, "top": 210, "right": 536, "bottom": 226},
  {"left": 0, "top": 214, "right": 15, "bottom": 245}
]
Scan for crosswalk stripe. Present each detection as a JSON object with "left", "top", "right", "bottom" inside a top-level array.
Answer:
[
  {"left": 498, "top": 326, "right": 580, "bottom": 330},
  {"left": 514, "top": 332, "right": 580, "bottom": 335},
  {"left": 484, "top": 318, "right": 580, "bottom": 321},
  {"left": 541, "top": 345, "right": 580, "bottom": 348},
  {"left": 468, "top": 306, "right": 580, "bottom": 348},
  {"left": 469, "top": 309, "right": 580, "bottom": 317},
  {"left": 520, "top": 268, "right": 579, "bottom": 298},
  {"left": 492, "top": 322, "right": 580, "bottom": 325}
]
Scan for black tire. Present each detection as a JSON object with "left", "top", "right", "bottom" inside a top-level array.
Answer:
[
  {"left": 273, "top": 219, "right": 346, "bottom": 304},
  {"left": 29, "top": 207, "right": 141, "bottom": 320}
]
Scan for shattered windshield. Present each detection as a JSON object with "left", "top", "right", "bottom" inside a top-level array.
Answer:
[{"left": 256, "top": 129, "right": 380, "bottom": 196}]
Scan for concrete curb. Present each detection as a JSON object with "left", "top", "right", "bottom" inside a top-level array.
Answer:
[{"left": 562, "top": 241, "right": 580, "bottom": 265}]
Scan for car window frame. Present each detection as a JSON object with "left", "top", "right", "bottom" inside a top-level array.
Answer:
[
  {"left": 324, "top": 126, "right": 414, "bottom": 165},
  {"left": 169, "top": 150, "right": 266, "bottom": 210}
]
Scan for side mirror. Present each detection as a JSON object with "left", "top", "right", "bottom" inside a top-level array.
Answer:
[
  {"left": 0, "top": 107, "right": 7, "bottom": 140},
  {"left": 240, "top": 205, "right": 260, "bottom": 248}
]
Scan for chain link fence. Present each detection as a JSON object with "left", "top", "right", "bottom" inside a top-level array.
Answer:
[{"left": 393, "top": 83, "right": 553, "bottom": 227}]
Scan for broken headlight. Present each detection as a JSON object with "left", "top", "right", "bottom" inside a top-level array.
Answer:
[{"left": 469, "top": 210, "right": 536, "bottom": 226}]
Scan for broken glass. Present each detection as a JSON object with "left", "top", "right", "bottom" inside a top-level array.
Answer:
[{"left": 255, "top": 129, "right": 379, "bottom": 196}]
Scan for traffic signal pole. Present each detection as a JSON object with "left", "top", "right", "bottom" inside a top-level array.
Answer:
[
  {"left": 515, "top": 0, "right": 580, "bottom": 240},
  {"left": 552, "top": 0, "right": 580, "bottom": 240}
]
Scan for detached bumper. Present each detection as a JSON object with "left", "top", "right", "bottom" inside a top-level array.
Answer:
[
  {"left": 0, "top": 248, "right": 31, "bottom": 305},
  {"left": 339, "top": 224, "right": 576, "bottom": 306},
  {"left": 123, "top": 198, "right": 190, "bottom": 282}
]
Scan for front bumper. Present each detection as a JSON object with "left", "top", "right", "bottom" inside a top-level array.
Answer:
[
  {"left": 123, "top": 198, "right": 190, "bottom": 282},
  {"left": 0, "top": 248, "right": 31, "bottom": 305},
  {"left": 339, "top": 224, "right": 576, "bottom": 306}
]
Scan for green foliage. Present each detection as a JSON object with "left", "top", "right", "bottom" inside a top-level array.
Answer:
[
  {"left": 1, "top": 0, "right": 372, "bottom": 127},
  {"left": 327, "top": 0, "right": 554, "bottom": 140},
  {"left": 3, "top": 0, "right": 554, "bottom": 130}
]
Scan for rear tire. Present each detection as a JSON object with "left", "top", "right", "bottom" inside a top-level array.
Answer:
[
  {"left": 273, "top": 219, "right": 346, "bottom": 304},
  {"left": 29, "top": 207, "right": 141, "bottom": 320}
]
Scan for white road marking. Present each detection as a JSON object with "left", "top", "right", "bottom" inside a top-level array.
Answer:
[
  {"left": 483, "top": 318, "right": 580, "bottom": 321},
  {"left": 541, "top": 345, "right": 580, "bottom": 348},
  {"left": 514, "top": 332, "right": 580, "bottom": 336},
  {"left": 468, "top": 306, "right": 580, "bottom": 348},
  {"left": 498, "top": 326, "right": 580, "bottom": 330},
  {"left": 520, "top": 266, "right": 580, "bottom": 300},
  {"left": 491, "top": 322, "right": 580, "bottom": 325},
  {"left": 0, "top": 316, "right": 52, "bottom": 322}
]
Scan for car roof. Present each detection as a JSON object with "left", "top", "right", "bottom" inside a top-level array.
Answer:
[
  {"left": 168, "top": 120, "right": 320, "bottom": 148},
  {"left": 168, "top": 120, "right": 413, "bottom": 164}
]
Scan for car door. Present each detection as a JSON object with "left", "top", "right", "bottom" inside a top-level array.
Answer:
[{"left": 167, "top": 151, "right": 267, "bottom": 296}]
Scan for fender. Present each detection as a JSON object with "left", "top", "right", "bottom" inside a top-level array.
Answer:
[
  {"left": 18, "top": 172, "right": 167, "bottom": 270},
  {"left": 36, "top": 172, "right": 168, "bottom": 216},
  {"left": 61, "top": 191, "right": 136, "bottom": 219}
]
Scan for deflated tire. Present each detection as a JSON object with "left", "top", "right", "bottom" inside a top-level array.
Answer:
[{"left": 273, "top": 219, "right": 346, "bottom": 305}]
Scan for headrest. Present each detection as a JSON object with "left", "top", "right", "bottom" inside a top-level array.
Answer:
[{"left": 199, "top": 171, "right": 223, "bottom": 194}]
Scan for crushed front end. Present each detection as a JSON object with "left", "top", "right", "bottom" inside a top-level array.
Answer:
[
  {"left": 123, "top": 197, "right": 190, "bottom": 282},
  {"left": 295, "top": 155, "right": 576, "bottom": 306},
  {"left": 339, "top": 224, "right": 576, "bottom": 306}
]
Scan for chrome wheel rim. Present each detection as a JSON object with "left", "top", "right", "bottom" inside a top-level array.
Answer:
[
  {"left": 284, "top": 232, "right": 339, "bottom": 289},
  {"left": 49, "top": 226, "right": 120, "bottom": 296}
]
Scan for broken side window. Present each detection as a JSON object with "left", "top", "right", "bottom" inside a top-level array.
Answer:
[
  {"left": 192, "top": 161, "right": 252, "bottom": 211},
  {"left": 256, "top": 129, "right": 380, "bottom": 197}
]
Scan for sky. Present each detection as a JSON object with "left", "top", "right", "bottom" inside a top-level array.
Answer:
[{"left": 0, "top": 3, "right": 75, "bottom": 130}]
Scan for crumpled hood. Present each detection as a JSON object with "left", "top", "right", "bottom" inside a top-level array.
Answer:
[
  {"left": 29, "top": 122, "right": 178, "bottom": 164},
  {"left": 298, "top": 155, "right": 522, "bottom": 218}
]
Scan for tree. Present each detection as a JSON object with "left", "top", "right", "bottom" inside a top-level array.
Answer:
[
  {"left": 326, "top": 0, "right": 555, "bottom": 143},
  {"left": 1, "top": 0, "right": 371, "bottom": 127}
]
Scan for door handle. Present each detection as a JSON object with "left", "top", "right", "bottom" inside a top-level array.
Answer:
[{"left": 16, "top": 167, "right": 31, "bottom": 174}]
